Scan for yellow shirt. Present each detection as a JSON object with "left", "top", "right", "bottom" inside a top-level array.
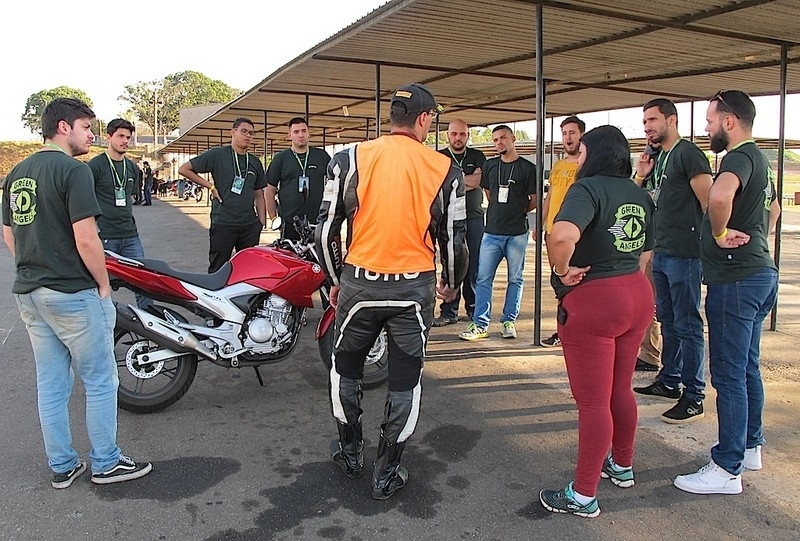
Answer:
[{"left": 545, "top": 159, "right": 579, "bottom": 233}]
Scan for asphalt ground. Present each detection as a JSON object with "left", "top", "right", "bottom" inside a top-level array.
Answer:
[{"left": 1, "top": 192, "right": 799, "bottom": 540}]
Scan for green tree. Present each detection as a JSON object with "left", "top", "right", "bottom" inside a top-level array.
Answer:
[
  {"left": 21, "top": 86, "right": 93, "bottom": 135},
  {"left": 120, "top": 71, "right": 240, "bottom": 140}
]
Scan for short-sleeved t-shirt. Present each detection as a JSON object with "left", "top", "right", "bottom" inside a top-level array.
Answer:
[
  {"left": 482, "top": 156, "right": 537, "bottom": 236},
  {"left": 650, "top": 139, "right": 712, "bottom": 257},
  {"left": 2, "top": 150, "right": 102, "bottom": 294},
  {"left": 552, "top": 175, "right": 655, "bottom": 299},
  {"left": 700, "top": 141, "right": 777, "bottom": 285},
  {"left": 439, "top": 147, "right": 486, "bottom": 219},
  {"left": 189, "top": 145, "right": 267, "bottom": 226},
  {"left": 88, "top": 153, "right": 140, "bottom": 239},
  {"left": 266, "top": 147, "right": 331, "bottom": 226},
  {"left": 545, "top": 159, "right": 579, "bottom": 233}
]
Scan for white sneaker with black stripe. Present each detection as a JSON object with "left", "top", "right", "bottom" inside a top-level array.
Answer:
[{"left": 91, "top": 454, "right": 153, "bottom": 485}]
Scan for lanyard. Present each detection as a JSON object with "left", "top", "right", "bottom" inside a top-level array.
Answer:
[
  {"left": 42, "top": 143, "right": 67, "bottom": 154},
  {"left": 729, "top": 139, "right": 755, "bottom": 152},
  {"left": 105, "top": 153, "right": 127, "bottom": 189},
  {"left": 448, "top": 148, "right": 465, "bottom": 169},
  {"left": 292, "top": 150, "right": 309, "bottom": 175},
  {"left": 497, "top": 160, "right": 516, "bottom": 186},
  {"left": 653, "top": 138, "right": 682, "bottom": 188},
  {"left": 232, "top": 148, "right": 249, "bottom": 177}
]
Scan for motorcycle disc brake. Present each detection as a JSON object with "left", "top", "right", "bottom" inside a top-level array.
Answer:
[{"left": 125, "top": 339, "right": 166, "bottom": 379}]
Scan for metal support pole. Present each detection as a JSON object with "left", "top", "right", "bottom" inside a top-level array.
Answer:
[
  {"left": 365, "top": 118, "right": 370, "bottom": 140},
  {"left": 323, "top": 127, "right": 327, "bottom": 148},
  {"left": 534, "top": 3, "right": 545, "bottom": 345},
  {"left": 305, "top": 95, "right": 310, "bottom": 122},
  {"left": 263, "top": 110, "right": 268, "bottom": 158},
  {"left": 770, "top": 44, "right": 788, "bottom": 330},
  {"left": 435, "top": 116, "right": 440, "bottom": 150},
  {"left": 375, "top": 64, "right": 382, "bottom": 138},
  {"left": 549, "top": 115, "right": 555, "bottom": 168}
]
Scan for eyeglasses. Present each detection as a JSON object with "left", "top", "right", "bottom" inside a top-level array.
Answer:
[
  {"left": 711, "top": 90, "right": 740, "bottom": 119},
  {"left": 237, "top": 128, "right": 256, "bottom": 137}
]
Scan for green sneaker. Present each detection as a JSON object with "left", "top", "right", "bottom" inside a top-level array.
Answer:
[
  {"left": 539, "top": 481, "right": 600, "bottom": 518},
  {"left": 459, "top": 323, "right": 489, "bottom": 341},
  {"left": 600, "top": 454, "right": 635, "bottom": 488},
  {"left": 501, "top": 321, "right": 517, "bottom": 339}
]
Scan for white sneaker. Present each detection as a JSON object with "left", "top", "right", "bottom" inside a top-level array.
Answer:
[
  {"left": 673, "top": 460, "right": 742, "bottom": 495},
  {"left": 743, "top": 445, "right": 762, "bottom": 471}
]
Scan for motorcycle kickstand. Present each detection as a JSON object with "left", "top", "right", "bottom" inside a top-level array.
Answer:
[{"left": 253, "top": 367, "right": 265, "bottom": 387}]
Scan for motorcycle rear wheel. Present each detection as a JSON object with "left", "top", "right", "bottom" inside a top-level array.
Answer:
[
  {"left": 114, "top": 329, "right": 198, "bottom": 414},
  {"left": 318, "top": 326, "right": 389, "bottom": 389}
]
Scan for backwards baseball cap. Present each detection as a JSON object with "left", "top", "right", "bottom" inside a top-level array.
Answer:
[{"left": 390, "top": 83, "right": 444, "bottom": 115}]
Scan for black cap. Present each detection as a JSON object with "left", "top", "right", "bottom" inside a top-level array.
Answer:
[{"left": 390, "top": 83, "right": 443, "bottom": 115}]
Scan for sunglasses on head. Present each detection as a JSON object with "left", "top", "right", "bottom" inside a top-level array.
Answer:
[{"left": 711, "top": 90, "right": 740, "bottom": 119}]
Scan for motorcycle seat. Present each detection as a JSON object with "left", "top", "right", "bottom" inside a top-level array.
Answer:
[{"left": 139, "top": 259, "right": 232, "bottom": 291}]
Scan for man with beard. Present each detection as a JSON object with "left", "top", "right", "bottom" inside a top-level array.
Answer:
[
  {"left": 2, "top": 98, "right": 152, "bottom": 488},
  {"left": 266, "top": 117, "right": 332, "bottom": 240},
  {"left": 540, "top": 116, "right": 584, "bottom": 347},
  {"left": 88, "top": 119, "right": 152, "bottom": 310},
  {"left": 632, "top": 99, "right": 713, "bottom": 424},
  {"left": 432, "top": 119, "right": 486, "bottom": 327},
  {"left": 674, "top": 90, "right": 779, "bottom": 495}
]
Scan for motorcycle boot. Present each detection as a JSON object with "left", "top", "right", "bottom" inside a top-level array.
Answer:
[
  {"left": 330, "top": 375, "right": 364, "bottom": 478},
  {"left": 372, "top": 389, "right": 416, "bottom": 500}
]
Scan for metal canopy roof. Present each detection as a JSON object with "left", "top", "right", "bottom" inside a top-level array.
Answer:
[{"left": 160, "top": 0, "right": 800, "bottom": 157}]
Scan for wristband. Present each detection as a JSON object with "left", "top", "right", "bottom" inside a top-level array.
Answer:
[
  {"left": 633, "top": 173, "right": 645, "bottom": 182},
  {"left": 713, "top": 228, "right": 728, "bottom": 240},
  {"left": 208, "top": 183, "right": 215, "bottom": 191},
  {"left": 552, "top": 265, "right": 568, "bottom": 278}
]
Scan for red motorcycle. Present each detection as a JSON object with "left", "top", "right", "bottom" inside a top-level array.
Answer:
[{"left": 106, "top": 222, "right": 388, "bottom": 413}]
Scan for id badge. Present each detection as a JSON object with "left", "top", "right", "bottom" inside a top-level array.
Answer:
[
  {"left": 115, "top": 187, "right": 127, "bottom": 207},
  {"left": 231, "top": 176, "right": 245, "bottom": 195},
  {"left": 498, "top": 185, "right": 509, "bottom": 204},
  {"left": 298, "top": 175, "right": 309, "bottom": 192}
]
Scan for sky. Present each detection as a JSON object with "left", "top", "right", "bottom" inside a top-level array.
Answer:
[{"left": 1, "top": 0, "right": 797, "bottom": 144}]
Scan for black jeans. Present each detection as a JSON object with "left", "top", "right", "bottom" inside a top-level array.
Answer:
[{"left": 208, "top": 221, "right": 262, "bottom": 273}]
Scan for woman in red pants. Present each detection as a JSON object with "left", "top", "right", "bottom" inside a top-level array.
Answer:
[{"left": 540, "top": 125, "right": 655, "bottom": 518}]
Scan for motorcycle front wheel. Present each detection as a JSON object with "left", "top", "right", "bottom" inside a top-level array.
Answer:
[
  {"left": 114, "top": 329, "right": 198, "bottom": 414},
  {"left": 318, "top": 326, "right": 389, "bottom": 389}
]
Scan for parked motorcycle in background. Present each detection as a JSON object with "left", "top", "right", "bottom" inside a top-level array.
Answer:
[
  {"left": 106, "top": 219, "right": 388, "bottom": 413},
  {"left": 183, "top": 182, "right": 205, "bottom": 202}
]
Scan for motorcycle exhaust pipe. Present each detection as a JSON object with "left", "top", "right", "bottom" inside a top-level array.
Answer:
[{"left": 115, "top": 303, "right": 218, "bottom": 361}]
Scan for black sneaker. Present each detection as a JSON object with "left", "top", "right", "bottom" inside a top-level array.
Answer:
[
  {"left": 662, "top": 395, "right": 704, "bottom": 424},
  {"left": 633, "top": 380, "right": 681, "bottom": 401},
  {"left": 52, "top": 459, "right": 87, "bottom": 489},
  {"left": 91, "top": 454, "right": 153, "bottom": 485},
  {"left": 635, "top": 358, "right": 658, "bottom": 372},
  {"left": 541, "top": 332, "right": 561, "bottom": 347},
  {"left": 432, "top": 315, "right": 458, "bottom": 327}
]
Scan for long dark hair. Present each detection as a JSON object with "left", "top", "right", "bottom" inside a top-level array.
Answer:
[{"left": 576, "top": 125, "right": 632, "bottom": 180}]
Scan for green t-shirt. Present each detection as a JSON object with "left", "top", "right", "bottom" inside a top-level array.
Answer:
[
  {"left": 2, "top": 150, "right": 102, "bottom": 294},
  {"left": 651, "top": 139, "right": 712, "bottom": 257},
  {"left": 439, "top": 147, "right": 487, "bottom": 219},
  {"left": 700, "top": 141, "right": 777, "bottom": 286},
  {"left": 189, "top": 145, "right": 267, "bottom": 226},
  {"left": 481, "top": 156, "right": 537, "bottom": 236},
  {"left": 266, "top": 146, "right": 331, "bottom": 226},
  {"left": 552, "top": 175, "right": 655, "bottom": 298},
  {"left": 88, "top": 153, "right": 140, "bottom": 239}
]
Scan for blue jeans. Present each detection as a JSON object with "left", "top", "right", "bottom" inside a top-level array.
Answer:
[
  {"left": 440, "top": 216, "right": 484, "bottom": 319},
  {"left": 144, "top": 181, "right": 153, "bottom": 205},
  {"left": 473, "top": 232, "right": 528, "bottom": 328},
  {"left": 707, "top": 267, "right": 778, "bottom": 475},
  {"left": 103, "top": 236, "right": 153, "bottom": 309},
  {"left": 652, "top": 253, "right": 705, "bottom": 401},
  {"left": 15, "top": 288, "right": 122, "bottom": 475}
]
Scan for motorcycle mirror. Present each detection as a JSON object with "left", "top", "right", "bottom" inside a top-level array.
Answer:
[{"left": 270, "top": 216, "right": 282, "bottom": 231}]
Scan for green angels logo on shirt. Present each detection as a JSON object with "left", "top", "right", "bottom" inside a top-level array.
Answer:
[
  {"left": 764, "top": 166, "right": 775, "bottom": 211},
  {"left": 607, "top": 203, "right": 646, "bottom": 253},
  {"left": 9, "top": 177, "right": 37, "bottom": 226}
]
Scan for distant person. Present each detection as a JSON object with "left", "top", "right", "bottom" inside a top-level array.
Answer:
[
  {"left": 632, "top": 98, "right": 713, "bottom": 425},
  {"left": 2, "top": 98, "right": 152, "bottom": 489},
  {"left": 539, "top": 125, "right": 654, "bottom": 518},
  {"left": 178, "top": 117, "right": 267, "bottom": 273},
  {"left": 458, "top": 125, "right": 537, "bottom": 341},
  {"left": 540, "top": 115, "right": 585, "bottom": 347},
  {"left": 142, "top": 161, "right": 153, "bottom": 206},
  {"left": 266, "top": 117, "right": 331, "bottom": 239},
  {"left": 432, "top": 119, "right": 486, "bottom": 327},
  {"left": 315, "top": 83, "right": 467, "bottom": 500},
  {"left": 87, "top": 118, "right": 153, "bottom": 310},
  {"left": 674, "top": 90, "right": 779, "bottom": 496},
  {"left": 133, "top": 162, "right": 143, "bottom": 205}
]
